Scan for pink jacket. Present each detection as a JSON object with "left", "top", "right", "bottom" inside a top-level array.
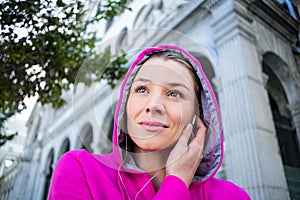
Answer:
[{"left": 48, "top": 45, "right": 251, "bottom": 200}]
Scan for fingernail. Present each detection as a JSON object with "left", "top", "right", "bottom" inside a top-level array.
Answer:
[{"left": 186, "top": 123, "right": 192, "bottom": 132}]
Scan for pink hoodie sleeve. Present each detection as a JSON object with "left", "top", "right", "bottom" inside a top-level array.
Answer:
[
  {"left": 48, "top": 152, "right": 93, "bottom": 200},
  {"left": 153, "top": 175, "right": 191, "bottom": 200}
]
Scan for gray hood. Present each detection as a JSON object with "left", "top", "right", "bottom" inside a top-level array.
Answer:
[{"left": 112, "top": 44, "right": 224, "bottom": 182}]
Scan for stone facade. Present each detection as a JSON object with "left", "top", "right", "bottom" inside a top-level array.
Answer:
[
  {"left": 0, "top": 118, "right": 27, "bottom": 200},
  {"left": 1, "top": 0, "right": 300, "bottom": 199}
]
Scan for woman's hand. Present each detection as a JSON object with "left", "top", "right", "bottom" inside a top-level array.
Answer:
[{"left": 165, "top": 116, "right": 207, "bottom": 187}]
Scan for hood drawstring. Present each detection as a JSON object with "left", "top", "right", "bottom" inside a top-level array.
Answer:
[
  {"left": 135, "top": 171, "right": 159, "bottom": 200},
  {"left": 118, "top": 165, "right": 131, "bottom": 200},
  {"left": 118, "top": 164, "right": 159, "bottom": 200}
]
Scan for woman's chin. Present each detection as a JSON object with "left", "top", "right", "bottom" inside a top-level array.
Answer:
[{"left": 134, "top": 141, "right": 176, "bottom": 153}]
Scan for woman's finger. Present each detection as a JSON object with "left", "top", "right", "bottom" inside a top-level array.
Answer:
[
  {"left": 189, "top": 116, "right": 207, "bottom": 157},
  {"left": 167, "top": 124, "right": 193, "bottom": 165},
  {"left": 194, "top": 116, "right": 207, "bottom": 140},
  {"left": 176, "top": 123, "right": 192, "bottom": 147}
]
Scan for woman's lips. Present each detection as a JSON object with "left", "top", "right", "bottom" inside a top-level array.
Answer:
[{"left": 139, "top": 121, "right": 169, "bottom": 132}]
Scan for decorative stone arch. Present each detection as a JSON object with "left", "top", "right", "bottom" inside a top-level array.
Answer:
[
  {"left": 263, "top": 51, "right": 300, "bottom": 146},
  {"left": 6, "top": 176, "right": 14, "bottom": 199},
  {"left": 105, "top": 15, "right": 114, "bottom": 33},
  {"left": 57, "top": 137, "right": 70, "bottom": 159},
  {"left": 75, "top": 123, "right": 93, "bottom": 152},
  {"left": 187, "top": 50, "right": 224, "bottom": 114},
  {"left": 132, "top": 0, "right": 168, "bottom": 30},
  {"left": 99, "top": 102, "right": 118, "bottom": 153},
  {"left": 263, "top": 51, "right": 300, "bottom": 199},
  {"left": 32, "top": 116, "right": 41, "bottom": 141},
  {"left": 190, "top": 52, "right": 217, "bottom": 94},
  {"left": 263, "top": 52, "right": 300, "bottom": 102},
  {"left": 42, "top": 149, "right": 54, "bottom": 200},
  {"left": 115, "top": 27, "right": 128, "bottom": 54},
  {"left": 1, "top": 177, "right": 11, "bottom": 200},
  {"left": 132, "top": 4, "right": 154, "bottom": 29}
]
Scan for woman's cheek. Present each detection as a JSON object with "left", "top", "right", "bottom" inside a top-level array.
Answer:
[
  {"left": 127, "top": 96, "right": 141, "bottom": 115},
  {"left": 170, "top": 103, "right": 186, "bottom": 122}
]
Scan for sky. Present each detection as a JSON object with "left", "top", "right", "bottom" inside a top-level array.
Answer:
[
  {"left": 14, "top": 96, "right": 38, "bottom": 123},
  {"left": 4, "top": 96, "right": 37, "bottom": 143}
]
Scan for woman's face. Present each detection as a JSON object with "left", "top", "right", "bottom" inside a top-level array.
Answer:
[{"left": 126, "top": 57, "right": 197, "bottom": 152}]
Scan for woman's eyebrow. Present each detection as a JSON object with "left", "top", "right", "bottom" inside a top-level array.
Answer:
[
  {"left": 134, "top": 78, "right": 151, "bottom": 83},
  {"left": 166, "top": 82, "right": 190, "bottom": 91},
  {"left": 134, "top": 78, "right": 190, "bottom": 91}
]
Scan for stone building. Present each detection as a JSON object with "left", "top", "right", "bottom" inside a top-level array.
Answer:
[
  {"left": 1, "top": 0, "right": 300, "bottom": 199},
  {"left": 0, "top": 118, "right": 27, "bottom": 200}
]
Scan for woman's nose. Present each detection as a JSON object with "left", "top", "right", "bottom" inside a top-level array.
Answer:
[
  {"left": 145, "top": 94, "right": 165, "bottom": 115},
  {"left": 145, "top": 104, "right": 165, "bottom": 115}
]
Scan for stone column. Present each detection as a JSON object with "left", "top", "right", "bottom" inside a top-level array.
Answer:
[
  {"left": 211, "top": 1, "right": 289, "bottom": 199},
  {"left": 288, "top": 100, "right": 300, "bottom": 152},
  {"left": 10, "top": 157, "right": 32, "bottom": 200}
]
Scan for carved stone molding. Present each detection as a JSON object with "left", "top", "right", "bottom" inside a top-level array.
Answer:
[
  {"left": 289, "top": 100, "right": 300, "bottom": 115},
  {"left": 262, "top": 72, "right": 269, "bottom": 88},
  {"left": 212, "top": 1, "right": 255, "bottom": 47},
  {"left": 255, "top": 20, "right": 300, "bottom": 78},
  {"left": 170, "top": 3, "right": 212, "bottom": 33},
  {"left": 248, "top": 0, "right": 299, "bottom": 43},
  {"left": 162, "top": 0, "right": 223, "bottom": 29}
]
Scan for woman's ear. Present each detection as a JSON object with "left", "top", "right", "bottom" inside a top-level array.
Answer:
[{"left": 194, "top": 102, "right": 201, "bottom": 117}]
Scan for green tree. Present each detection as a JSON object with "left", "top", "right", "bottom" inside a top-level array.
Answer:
[{"left": 0, "top": 0, "right": 131, "bottom": 147}]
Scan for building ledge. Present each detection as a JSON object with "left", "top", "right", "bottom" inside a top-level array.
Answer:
[{"left": 249, "top": 0, "right": 299, "bottom": 42}]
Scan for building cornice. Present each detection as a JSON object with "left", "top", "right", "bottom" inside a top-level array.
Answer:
[
  {"left": 145, "top": 0, "right": 222, "bottom": 47},
  {"left": 248, "top": 0, "right": 299, "bottom": 43}
]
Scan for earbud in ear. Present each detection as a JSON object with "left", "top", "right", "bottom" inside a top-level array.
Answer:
[{"left": 192, "top": 115, "right": 196, "bottom": 126}]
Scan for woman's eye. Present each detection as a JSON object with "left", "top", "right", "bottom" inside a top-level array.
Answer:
[
  {"left": 169, "top": 90, "right": 183, "bottom": 98},
  {"left": 136, "top": 86, "right": 147, "bottom": 93}
]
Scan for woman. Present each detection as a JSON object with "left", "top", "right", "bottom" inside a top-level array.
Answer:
[{"left": 48, "top": 44, "right": 250, "bottom": 199}]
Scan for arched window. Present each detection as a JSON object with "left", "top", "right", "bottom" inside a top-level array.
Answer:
[
  {"left": 58, "top": 138, "right": 70, "bottom": 159},
  {"left": 105, "top": 16, "right": 114, "bottom": 32},
  {"left": 76, "top": 123, "right": 93, "bottom": 152},
  {"left": 42, "top": 149, "right": 54, "bottom": 200},
  {"left": 115, "top": 27, "right": 128, "bottom": 54},
  {"left": 263, "top": 52, "right": 300, "bottom": 167},
  {"left": 263, "top": 52, "right": 300, "bottom": 199},
  {"left": 33, "top": 116, "right": 41, "bottom": 141},
  {"left": 96, "top": 102, "right": 118, "bottom": 154}
]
